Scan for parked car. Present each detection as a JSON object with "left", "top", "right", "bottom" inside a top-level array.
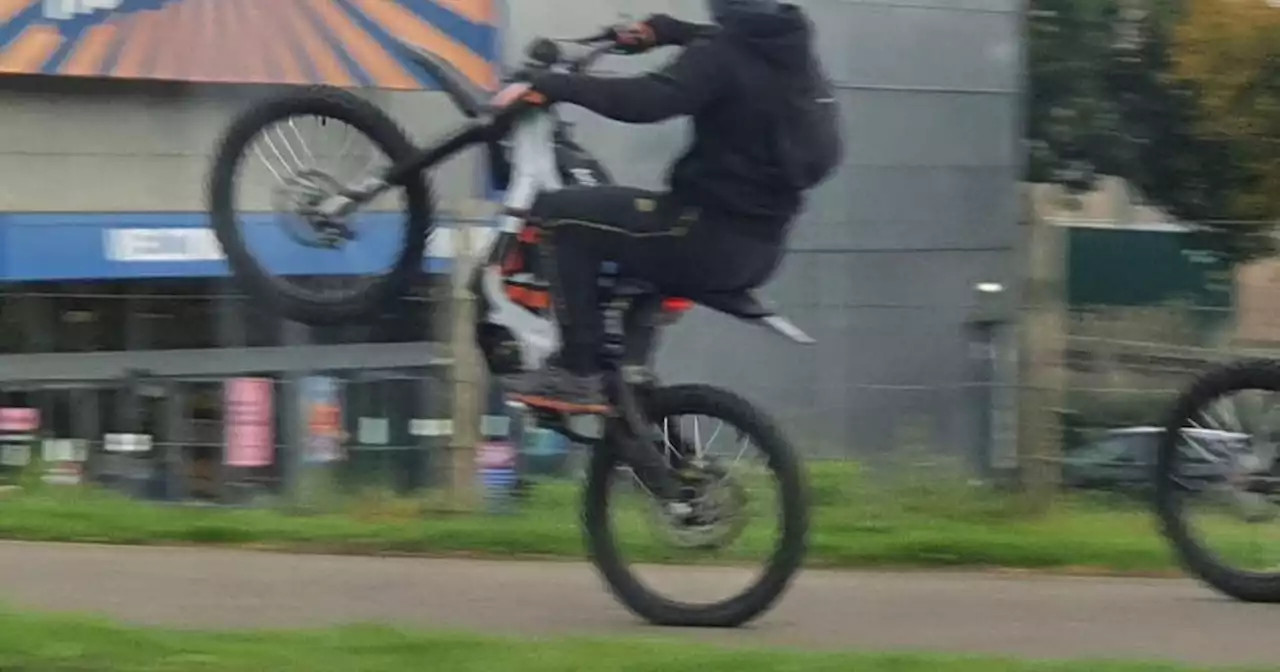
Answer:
[{"left": 1062, "top": 426, "right": 1252, "bottom": 493}]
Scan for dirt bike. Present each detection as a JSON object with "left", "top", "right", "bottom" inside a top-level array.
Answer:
[
  {"left": 1155, "top": 360, "right": 1280, "bottom": 603},
  {"left": 207, "top": 30, "right": 811, "bottom": 628}
]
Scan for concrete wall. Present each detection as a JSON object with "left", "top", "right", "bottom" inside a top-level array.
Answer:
[{"left": 0, "top": 75, "right": 480, "bottom": 212}]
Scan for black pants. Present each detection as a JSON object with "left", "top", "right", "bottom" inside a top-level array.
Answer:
[{"left": 529, "top": 186, "right": 784, "bottom": 374}]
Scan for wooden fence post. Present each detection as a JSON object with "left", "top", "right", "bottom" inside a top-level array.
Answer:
[
  {"left": 1017, "top": 188, "right": 1067, "bottom": 513},
  {"left": 447, "top": 216, "right": 483, "bottom": 511}
]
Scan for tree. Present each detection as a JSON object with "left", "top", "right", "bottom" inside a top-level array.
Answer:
[
  {"left": 1109, "top": 0, "right": 1269, "bottom": 261},
  {"left": 1026, "top": 0, "right": 1128, "bottom": 191},
  {"left": 1027, "top": 0, "right": 1275, "bottom": 262},
  {"left": 1170, "top": 0, "right": 1280, "bottom": 224}
]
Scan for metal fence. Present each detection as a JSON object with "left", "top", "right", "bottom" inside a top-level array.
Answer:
[
  {"left": 4, "top": 207, "right": 1280, "bottom": 504},
  {"left": 0, "top": 294, "right": 1011, "bottom": 507}
]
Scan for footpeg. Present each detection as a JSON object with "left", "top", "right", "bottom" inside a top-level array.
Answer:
[{"left": 664, "top": 501, "right": 693, "bottom": 517}]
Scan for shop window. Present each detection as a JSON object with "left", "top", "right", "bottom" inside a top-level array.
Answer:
[
  {"left": 303, "top": 276, "right": 447, "bottom": 345},
  {"left": 50, "top": 282, "right": 127, "bottom": 353},
  {"left": 135, "top": 279, "right": 217, "bottom": 351},
  {"left": 0, "top": 291, "right": 32, "bottom": 354}
]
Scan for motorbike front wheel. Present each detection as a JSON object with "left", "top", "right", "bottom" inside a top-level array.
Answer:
[
  {"left": 1155, "top": 359, "right": 1280, "bottom": 602},
  {"left": 583, "top": 384, "right": 809, "bottom": 627}
]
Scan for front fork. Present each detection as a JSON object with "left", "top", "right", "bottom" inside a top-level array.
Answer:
[
  {"left": 607, "top": 375, "right": 686, "bottom": 501},
  {"left": 476, "top": 235, "right": 686, "bottom": 501},
  {"left": 601, "top": 294, "right": 688, "bottom": 500}
]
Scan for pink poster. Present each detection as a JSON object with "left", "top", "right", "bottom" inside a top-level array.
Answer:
[
  {"left": 224, "top": 378, "right": 274, "bottom": 467},
  {"left": 0, "top": 408, "right": 39, "bottom": 434}
]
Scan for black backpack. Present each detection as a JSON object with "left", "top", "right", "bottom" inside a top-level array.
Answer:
[{"left": 769, "top": 57, "right": 842, "bottom": 191}]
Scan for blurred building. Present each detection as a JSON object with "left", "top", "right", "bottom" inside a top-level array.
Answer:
[
  {"left": 0, "top": 0, "right": 500, "bottom": 492},
  {"left": 0, "top": 0, "right": 1026, "bottom": 480}
]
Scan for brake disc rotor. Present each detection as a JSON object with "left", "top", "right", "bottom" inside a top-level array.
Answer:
[
  {"left": 650, "top": 461, "right": 751, "bottom": 550},
  {"left": 1224, "top": 453, "right": 1280, "bottom": 523},
  {"left": 271, "top": 168, "right": 353, "bottom": 248}
]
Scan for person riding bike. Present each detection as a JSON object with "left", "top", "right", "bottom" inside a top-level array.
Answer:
[{"left": 499, "top": 0, "right": 838, "bottom": 413}]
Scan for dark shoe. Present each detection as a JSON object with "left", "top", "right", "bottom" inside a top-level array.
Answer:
[{"left": 507, "top": 365, "right": 610, "bottom": 414}]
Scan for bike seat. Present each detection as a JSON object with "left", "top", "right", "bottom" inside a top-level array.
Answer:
[
  {"left": 683, "top": 289, "right": 772, "bottom": 319},
  {"left": 612, "top": 280, "right": 771, "bottom": 319}
]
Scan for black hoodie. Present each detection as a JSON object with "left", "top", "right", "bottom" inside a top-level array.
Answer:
[{"left": 531, "top": 5, "right": 816, "bottom": 241}]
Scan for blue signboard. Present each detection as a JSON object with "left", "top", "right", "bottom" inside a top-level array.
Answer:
[
  {"left": 0, "top": 212, "right": 494, "bottom": 281},
  {"left": 0, "top": 0, "right": 498, "bottom": 91}
]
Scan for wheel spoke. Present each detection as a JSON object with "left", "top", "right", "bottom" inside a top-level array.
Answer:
[
  {"left": 287, "top": 118, "right": 318, "bottom": 167},
  {"left": 691, "top": 415, "right": 705, "bottom": 460},
  {"left": 258, "top": 129, "right": 301, "bottom": 182},
  {"left": 251, "top": 143, "right": 288, "bottom": 184},
  {"left": 731, "top": 431, "right": 751, "bottom": 467},
  {"left": 272, "top": 124, "right": 307, "bottom": 173},
  {"left": 704, "top": 420, "right": 725, "bottom": 454}
]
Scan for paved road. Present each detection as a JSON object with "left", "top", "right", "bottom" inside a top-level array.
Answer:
[{"left": 0, "top": 541, "right": 1277, "bottom": 666}]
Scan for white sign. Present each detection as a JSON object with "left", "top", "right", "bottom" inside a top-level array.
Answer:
[
  {"left": 104, "top": 229, "right": 225, "bottom": 263},
  {"left": 104, "top": 433, "right": 152, "bottom": 453},
  {"left": 409, "top": 419, "right": 453, "bottom": 437},
  {"left": 357, "top": 417, "right": 389, "bottom": 445},
  {"left": 0, "top": 444, "right": 31, "bottom": 467},
  {"left": 104, "top": 227, "right": 495, "bottom": 263},
  {"left": 42, "top": 439, "right": 88, "bottom": 463},
  {"left": 43, "top": 0, "right": 121, "bottom": 21}
]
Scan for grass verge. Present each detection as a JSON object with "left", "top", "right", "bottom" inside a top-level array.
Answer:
[
  {"left": 0, "top": 610, "right": 1264, "bottom": 672},
  {"left": 0, "top": 461, "right": 1240, "bottom": 573}
]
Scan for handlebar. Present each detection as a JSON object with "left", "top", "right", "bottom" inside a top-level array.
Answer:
[
  {"left": 391, "top": 26, "right": 620, "bottom": 121},
  {"left": 378, "top": 27, "right": 623, "bottom": 194},
  {"left": 517, "top": 22, "right": 719, "bottom": 78},
  {"left": 568, "top": 40, "right": 621, "bottom": 74},
  {"left": 516, "top": 32, "right": 621, "bottom": 78}
]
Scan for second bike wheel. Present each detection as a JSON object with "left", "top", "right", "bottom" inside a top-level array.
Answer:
[
  {"left": 1155, "top": 359, "right": 1280, "bottom": 602},
  {"left": 583, "top": 384, "right": 809, "bottom": 627},
  {"left": 208, "top": 85, "right": 433, "bottom": 326}
]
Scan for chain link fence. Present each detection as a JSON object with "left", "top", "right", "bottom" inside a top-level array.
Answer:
[{"left": 1011, "top": 210, "right": 1280, "bottom": 503}]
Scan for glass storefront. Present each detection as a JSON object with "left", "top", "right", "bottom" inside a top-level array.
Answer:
[
  {"left": 0, "top": 275, "right": 458, "bottom": 499},
  {"left": 0, "top": 276, "right": 449, "bottom": 354}
]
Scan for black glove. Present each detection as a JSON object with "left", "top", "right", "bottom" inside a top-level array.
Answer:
[{"left": 611, "top": 14, "right": 706, "bottom": 53}]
